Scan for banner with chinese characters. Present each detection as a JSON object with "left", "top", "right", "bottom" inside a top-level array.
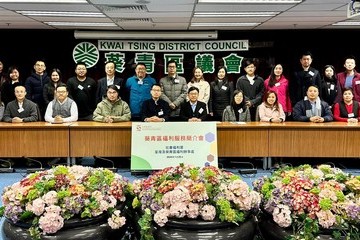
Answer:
[{"left": 130, "top": 122, "right": 218, "bottom": 171}]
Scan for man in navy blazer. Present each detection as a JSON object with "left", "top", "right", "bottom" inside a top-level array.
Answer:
[
  {"left": 179, "top": 86, "right": 208, "bottom": 122},
  {"left": 96, "top": 61, "right": 124, "bottom": 103}
]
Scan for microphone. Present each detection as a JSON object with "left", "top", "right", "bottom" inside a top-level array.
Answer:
[
  {"left": 0, "top": 158, "right": 15, "bottom": 173},
  {"left": 24, "top": 157, "right": 44, "bottom": 173},
  {"left": 93, "top": 156, "right": 117, "bottom": 172}
]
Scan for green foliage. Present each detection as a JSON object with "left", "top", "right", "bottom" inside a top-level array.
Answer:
[{"left": 139, "top": 209, "right": 154, "bottom": 240}]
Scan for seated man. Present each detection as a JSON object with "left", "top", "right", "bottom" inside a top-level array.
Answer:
[
  {"left": 2, "top": 85, "right": 38, "bottom": 122},
  {"left": 93, "top": 84, "right": 131, "bottom": 122},
  {"left": 179, "top": 86, "right": 208, "bottom": 122},
  {"left": 44, "top": 84, "right": 78, "bottom": 123},
  {"left": 293, "top": 85, "right": 333, "bottom": 122},
  {"left": 141, "top": 84, "right": 170, "bottom": 122}
]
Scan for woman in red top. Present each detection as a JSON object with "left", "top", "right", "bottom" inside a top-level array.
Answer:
[{"left": 333, "top": 87, "right": 360, "bottom": 123}]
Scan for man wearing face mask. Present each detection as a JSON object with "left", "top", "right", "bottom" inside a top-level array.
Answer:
[
  {"left": 125, "top": 62, "right": 156, "bottom": 121},
  {"left": 159, "top": 60, "right": 188, "bottom": 121}
]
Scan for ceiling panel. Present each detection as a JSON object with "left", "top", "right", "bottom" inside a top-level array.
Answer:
[{"left": 0, "top": 0, "right": 357, "bottom": 31}]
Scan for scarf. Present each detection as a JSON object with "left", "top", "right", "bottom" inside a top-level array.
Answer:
[{"left": 304, "top": 96, "right": 321, "bottom": 117}]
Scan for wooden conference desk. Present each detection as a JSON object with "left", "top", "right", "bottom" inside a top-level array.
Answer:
[
  {"left": 0, "top": 122, "right": 70, "bottom": 158},
  {"left": 268, "top": 121, "right": 360, "bottom": 158},
  {"left": 1, "top": 121, "right": 360, "bottom": 159}
]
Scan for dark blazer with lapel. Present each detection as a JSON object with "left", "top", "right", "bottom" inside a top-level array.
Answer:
[
  {"left": 180, "top": 100, "right": 208, "bottom": 121},
  {"left": 96, "top": 77, "right": 124, "bottom": 103}
]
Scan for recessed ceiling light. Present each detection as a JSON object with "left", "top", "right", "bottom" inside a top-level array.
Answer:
[
  {"left": 191, "top": 22, "right": 259, "bottom": 27},
  {"left": 194, "top": 12, "right": 279, "bottom": 17},
  {"left": 198, "top": 0, "right": 302, "bottom": 3},
  {"left": 17, "top": 11, "right": 105, "bottom": 17},
  {"left": 45, "top": 22, "right": 117, "bottom": 27},
  {"left": 0, "top": 0, "right": 87, "bottom": 2},
  {"left": 332, "top": 21, "right": 360, "bottom": 26}
]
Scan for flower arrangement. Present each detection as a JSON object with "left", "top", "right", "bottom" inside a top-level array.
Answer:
[
  {"left": 253, "top": 164, "right": 360, "bottom": 239},
  {"left": 0, "top": 165, "right": 131, "bottom": 240},
  {"left": 132, "top": 163, "right": 261, "bottom": 240}
]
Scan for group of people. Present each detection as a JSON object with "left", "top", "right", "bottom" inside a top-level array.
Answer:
[{"left": 0, "top": 51, "right": 360, "bottom": 125}]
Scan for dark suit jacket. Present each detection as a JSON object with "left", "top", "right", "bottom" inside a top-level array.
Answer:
[
  {"left": 179, "top": 100, "right": 208, "bottom": 121},
  {"left": 96, "top": 77, "right": 124, "bottom": 103}
]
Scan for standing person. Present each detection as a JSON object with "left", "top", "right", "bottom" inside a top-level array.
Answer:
[
  {"left": 0, "top": 60, "right": 6, "bottom": 88},
  {"left": 290, "top": 51, "right": 322, "bottom": 107},
  {"left": 159, "top": 60, "right": 188, "bottom": 121},
  {"left": 141, "top": 83, "right": 170, "bottom": 122},
  {"left": 0, "top": 94, "right": 4, "bottom": 120},
  {"left": 44, "top": 84, "right": 78, "bottom": 124},
  {"left": 187, "top": 67, "right": 210, "bottom": 112},
  {"left": 321, "top": 65, "right": 338, "bottom": 108},
  {"left": 179, "top": 86, "right": 207, "bottom": 122},
  {"left": 293, "top": 85, "right": 333, "bottom": 122},
  {"left": 1, "top": 65, "right": 23, "bottom": 107},
  {"left": 333, "top": 88, "right": 360, "bottom": 123},
  {"left": 25, "top": 59, "right": 50, "bottom": 119},
  {"left": 93, "top": 85, "right": 131, "bottom": 123},
  {"left": 67, "top": 62, "right": 97, "bottom": 120},
  {"left": 209, "top": 66, "right": 234, "bottom": 121},
  {"left": 43, "top": 68, "right": 63, "bottom": 106},
  {"left": 258, "top": 90, "right": 285, "bottom": 122},
  {"left": 125, "top": 62, "right": 156, "bottom": 121},
  {"left": 236, "top": 58, "right": 264, "bottom": 121},
  {"left": 96, "top": 61, "right": 123, "bottom": 104},
  {"left": 222, "top": 90, "right": 251, "bottom": 122},
  {"left": 335, "top": 56, "right": 360, "bottom": 103},
  {"left": 2, "top": 85, "right": 38, "bottom": 122},
  {"left": 264, "top": 64, "right": 292, "bottom": 116}
]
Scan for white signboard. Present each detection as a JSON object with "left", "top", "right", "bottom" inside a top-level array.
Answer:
[{"left": 130, "top": 122, "right": 218, "bottom": 171}]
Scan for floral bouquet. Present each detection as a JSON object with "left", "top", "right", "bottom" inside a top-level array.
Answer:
[
  {"left": 253, "top": 164, "right": 360, "bottom": 239},
  {"left": 132, "top": 163, "right": 261, "bottom": 240},
  {"left": 0, "top": 165, "right": 131, "bottom": 240}
]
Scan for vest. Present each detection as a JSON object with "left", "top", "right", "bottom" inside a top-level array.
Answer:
[
  {"left": 51, "top": 98, "right": 74, "bottom": 118},
  {"left": 339, "top": 101, "right": 358, "bottom": 118}
]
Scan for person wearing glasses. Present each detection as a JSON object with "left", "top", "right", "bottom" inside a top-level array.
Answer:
[
  {"left": 180, "top": 86, "right": 207, "bottom": 122},
  {"left": 44, "top": 84, "right": 78, "bottom": 124},
  {"left": 93, "top": 85, "right": 131, "bottom": 123},
  {"left": 160, "top": 60, "right": 188, "bottom": 121},
  {"left": 125, "top": 62, "right": 156, "bottom": 121},
  {"left": 236, "top": 58, "right": 264, "bottom": 121},
  {"left": 141, "top": 83, "right": 170, "bottom": 122}
]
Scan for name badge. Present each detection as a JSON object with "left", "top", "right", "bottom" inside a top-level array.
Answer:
[
  {"left": 174, "top": 79, "right": 180, "bottom": 84},
  {"left": 18, "top": 108, "right": 24, "bottom": 113},
  {"left": 115, "top": 85, "right": 120, "bottom": 89},
  {"left": 78, "top": 85, "right": 84, "bottom": 90},
  {"left": 158, "top": 110, "right": 164, "bottom": 116},
  {"left": 348, "top": 113, "right": 355, "bottom": 118},
  {"left": 238, "top": 108, "right": 243, "bottom": 113},
  {"left": 356, "top": 80, "right": 360, "bottom": 85},
  {"left": 308, "top": 71, "right": 314, "bottom": 76},
  {"left": 198, "top": 108, "right": 204, "bottom": 114},
  {"left": 275, "top": 82, "right": 280, "bottom": 87},
  {"left": 221, "top": 85, "right": 227, "bottom": 90},
  {"left": 330, "top": 84, "right": 335, "bottom": 90}
]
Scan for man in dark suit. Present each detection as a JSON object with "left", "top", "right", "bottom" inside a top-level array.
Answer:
[
  {"left": 179, "top": 86, "right": 208, "bottom": 122},
  {"left": 96, "top": 61, "right": 124, "bottom": 104}
]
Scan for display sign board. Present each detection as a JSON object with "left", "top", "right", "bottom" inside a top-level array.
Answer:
[{"left": 130, "top": 122, "right": 218, "bottom": 171}]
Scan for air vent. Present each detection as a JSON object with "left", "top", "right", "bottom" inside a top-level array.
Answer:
[
  {"left": 116, "top": 18, "right": 152, "bottom": 23},
  {"left": 97, "top": 5, "right": 148, "bottom": 13}
]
